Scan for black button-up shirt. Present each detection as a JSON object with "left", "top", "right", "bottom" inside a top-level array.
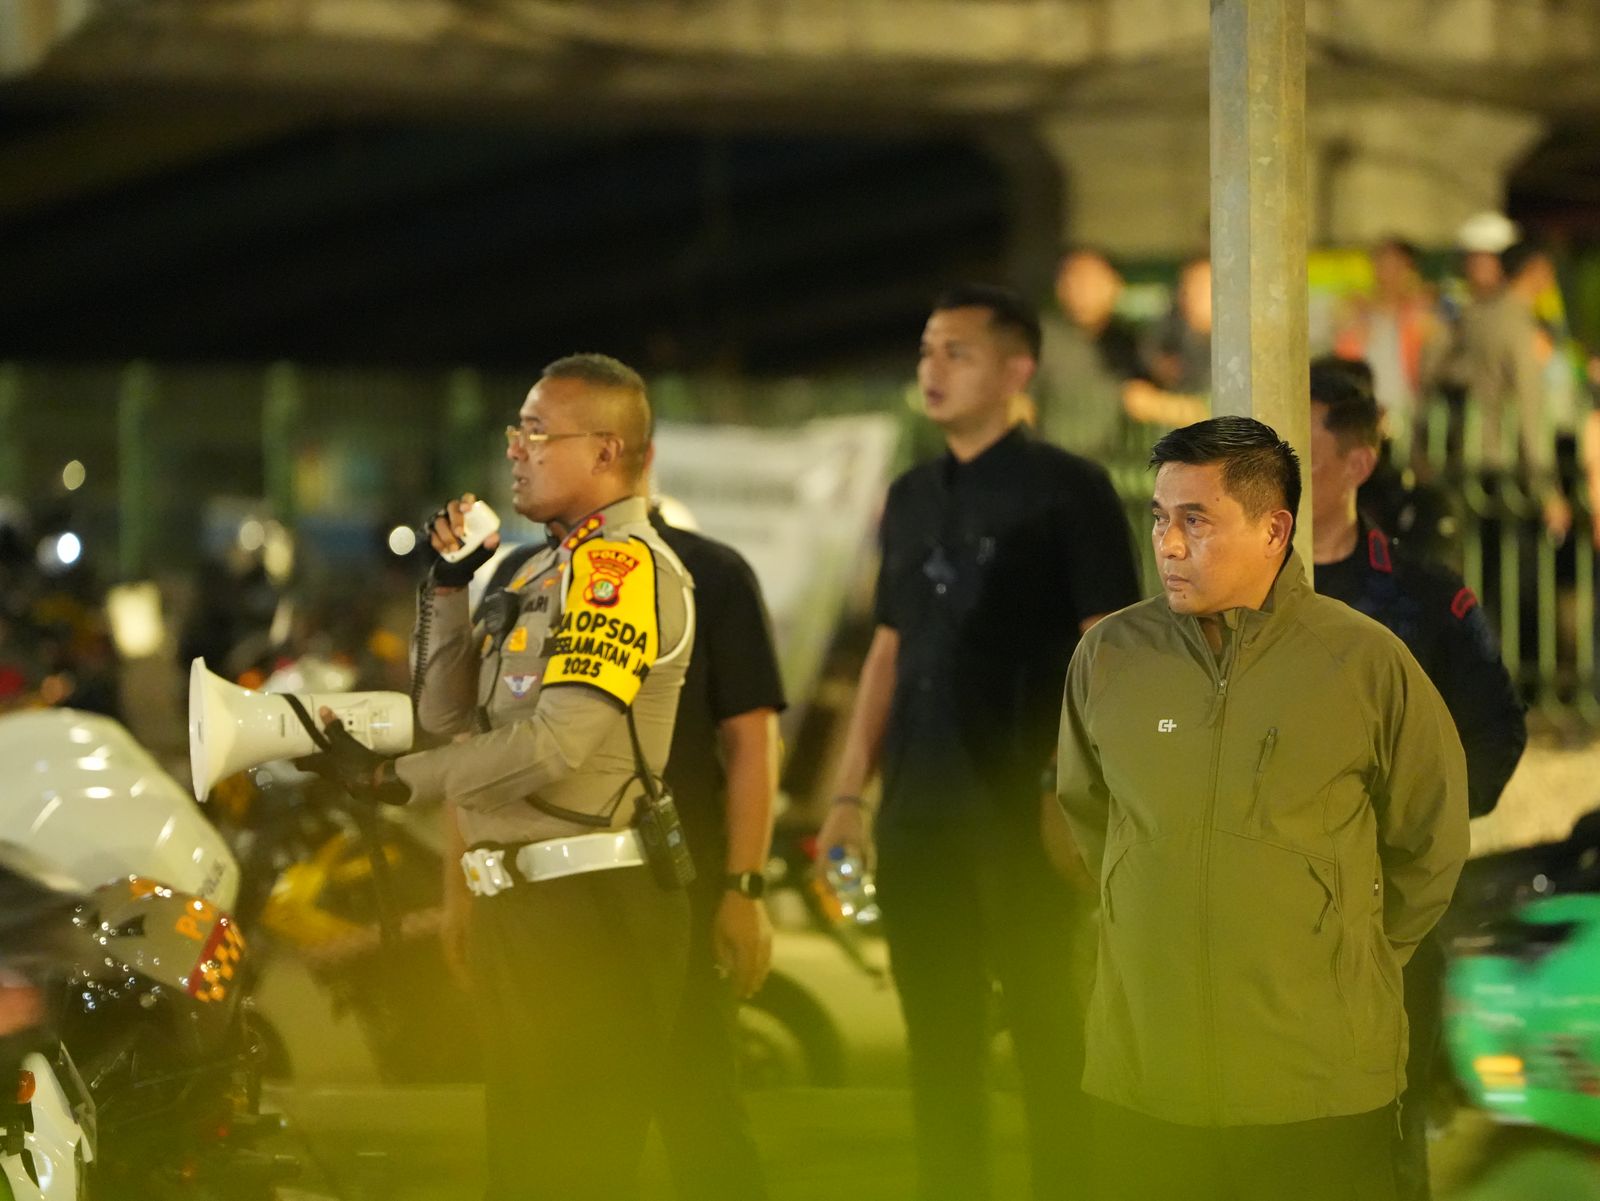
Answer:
[
  {"left": 1315, "top": 524, "right": 1525, "bottom": 817},
  {"left": 874, "top": 425, "right": 1140, "bottom": 829}
]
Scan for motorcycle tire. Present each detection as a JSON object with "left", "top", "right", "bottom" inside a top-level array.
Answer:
[{"left": 740, "top": 972, "right": 845, "bottom": 1088}]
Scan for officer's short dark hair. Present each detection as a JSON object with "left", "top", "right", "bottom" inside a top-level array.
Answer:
[
  {"left": 932, "top": 283, "right": 1042, "bottom": 360},
  {"left": 542, "top": 353, "right": 647, "bottom": 398},
  {"left": 1149, "top": 416, "right": 1301, "bottom": 525},
  {"left": 1310, "top": 355, "right": 1381, "bottom": 452},
  {"left": 541, "top": 353, "right": 652, "bottom": 479}
]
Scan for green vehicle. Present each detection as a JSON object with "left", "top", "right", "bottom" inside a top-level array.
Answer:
[{"left": 1446, "top": 812, "right": 1600, "bottom": 1143}]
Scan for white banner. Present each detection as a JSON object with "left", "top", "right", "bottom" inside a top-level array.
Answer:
[{"left": 653, "top": 415, "right": 901, "bottom": 722}]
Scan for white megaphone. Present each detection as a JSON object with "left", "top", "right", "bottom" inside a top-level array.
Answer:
[{"left": 187, "top": 657, "right": 414, "bottom": 801}]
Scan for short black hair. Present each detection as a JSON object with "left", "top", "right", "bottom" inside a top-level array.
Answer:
[
  {"left": 540, "top": 352, "right": 653, "bottom": 479},
  {"left": 931, "top": 283, "right": 1042, "bottom": 360},
  {"left": 1149, "top": 416, "right": 1301, "bottom": 526},
  {"left": 1309, "top": 355, "right": 1381, "bottom": 450},
  {"left": 541, "top": 352, "right": 647, "bottom": 397},
  {"left": 1500, "top": 240, "right": 1548, "bottom": 282}
]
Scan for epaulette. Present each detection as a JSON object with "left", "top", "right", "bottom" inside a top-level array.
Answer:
[
  {"left": 1450, "top": 586, "right": 1480, "bottom": 621},
  {"left": 560, "top": 513, "right": 606, "bottom": 552},
  {"left": 1366, "top": 528, "right": 1394, "bottom": 575}
]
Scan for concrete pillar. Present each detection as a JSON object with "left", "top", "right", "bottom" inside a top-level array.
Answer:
[
  {"left": 1037, "top": 100, "right": 1542, "bottom": 261},
  {"left": 1035, "top": 111, "right": 1212, "bottom": 260},
  {"left": 1308, "top": 98, "right": 1544, "bottom": 247},
  {"left": 980, "top": 123, "right": 1068, "bottom": 306}
]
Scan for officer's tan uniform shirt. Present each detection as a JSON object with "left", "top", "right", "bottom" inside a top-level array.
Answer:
[{"left": 394, "top": 495, "right": 694, "bottom": 848}]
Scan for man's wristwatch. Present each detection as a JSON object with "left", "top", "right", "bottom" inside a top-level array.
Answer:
[{"left": 724, "top": 871, "right": 767, "bottom": 899}]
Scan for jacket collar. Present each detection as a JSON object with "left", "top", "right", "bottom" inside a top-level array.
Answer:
[
  {"left": 1168, "top": 550, "right": 1310, "bottom": 648},
  {"left": 1251, "top": 550, "right": 1310, "bottom": 628},
  {"left": 938, "top": 423, "right": 1028, "bottom": 488}
]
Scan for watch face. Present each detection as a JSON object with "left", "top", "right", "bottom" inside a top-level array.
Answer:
[{"left": 727, "top": 872, "right": 765, "bottom": 898}]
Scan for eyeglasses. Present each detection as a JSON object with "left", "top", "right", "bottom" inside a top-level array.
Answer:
[{"left": 504, "top": 426, "right": 613, "bottom": 452}]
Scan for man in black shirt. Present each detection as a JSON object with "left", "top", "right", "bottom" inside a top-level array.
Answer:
[
  {"left": 650, "top": 513, "right": 787, "bottom": 1201},
  {"left": 1308, "top": 355, "right": 1526, "bottom": 1201},
  {"left": 819, "top": 283, "right": 1142, "bottom": 1201}
]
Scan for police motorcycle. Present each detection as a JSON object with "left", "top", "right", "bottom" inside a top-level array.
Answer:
[
  {"left": 197, "top": 643, "right": 902, "bottom": 1089},
  {"left": 1445, "top": 806, "right": 1600, "bottom": 1145},
  {"left": 193, "top": 652, "right": 487, "bottom": 1084},
  {"left": 0, "top": 707, "right": 289, "bottom": 1200}
]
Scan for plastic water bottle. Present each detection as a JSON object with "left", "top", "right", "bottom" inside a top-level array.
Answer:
[{"left": 824, "top": 844, "right": 880, "bottom": 926}]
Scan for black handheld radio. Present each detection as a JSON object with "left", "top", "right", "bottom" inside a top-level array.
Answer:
[{"left": 626, "top": 709, "right": 697, "bottom": 891}]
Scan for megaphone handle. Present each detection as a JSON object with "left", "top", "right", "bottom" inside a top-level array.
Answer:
[
  {"left": 284, "top": 691, "right": 404, "bottom": 947},
  {"left": 281, "top": 694, "right": 333, "bottom": 751},
  {"left": 352, "top": 804, "right": 403, "bottom": 950}
]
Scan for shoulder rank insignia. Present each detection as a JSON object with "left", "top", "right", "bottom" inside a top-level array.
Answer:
[
  {"left": 1366, "top": 528, "right": 1394, "bottom": 574},
  {"left": 561, "top": 514, "right": 606, "bottom": 552}
]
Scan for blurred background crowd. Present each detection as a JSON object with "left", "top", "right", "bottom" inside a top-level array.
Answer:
[{"left": 4, "top": 216, "right": 1599, "bottom": 777}]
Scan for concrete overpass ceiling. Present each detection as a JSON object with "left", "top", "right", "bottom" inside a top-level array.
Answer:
[
  {"left": 4, "top": 0, "right": 1598, "bottom": 372},
  {"left": 1509, "top": 125, "right": 1600, "bottom": 235},
  {"left": 0, "top": 93, "right": 1010, "bottom": 370}
]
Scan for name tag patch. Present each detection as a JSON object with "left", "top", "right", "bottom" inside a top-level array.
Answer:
[{"left": 503, "top": 674, "right": 538, "bottom": 699}]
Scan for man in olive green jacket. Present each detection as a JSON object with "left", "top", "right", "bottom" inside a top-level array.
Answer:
[{"left": 1056, "top": 416, "right": 1468, "bottom": 1201}]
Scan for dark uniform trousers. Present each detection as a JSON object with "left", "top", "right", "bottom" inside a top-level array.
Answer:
[
  {"left": 1092, "top": 1101, "right": 1398, "bottom": 1201},
  {"left": 653, "top": 879, "right": 768, "bottom": 1201},
  {"left": 468, "top": 866, "right": 689, "bottom": 1201},
  {"left": 876, "top": 818, "right": 1092, "bottom": 1201}
]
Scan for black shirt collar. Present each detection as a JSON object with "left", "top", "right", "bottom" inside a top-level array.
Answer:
[{"left": 939, "top": 423, "right": 1029, "bottom": 488}]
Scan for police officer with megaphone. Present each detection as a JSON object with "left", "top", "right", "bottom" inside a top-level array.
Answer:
[{"left": 301, "top": 353, "right": 696, "bottom": 1201}]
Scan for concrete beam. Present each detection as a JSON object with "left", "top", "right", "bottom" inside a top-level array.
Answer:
[
  {"left": 1309, "top": 97, "right": 1544, "bottom": 246},
  {"left": 0, "top": 104, "right": 309, "bottom": 220},
  {"left": 0, "top": 0, "right": 93, "bottom": 77}
]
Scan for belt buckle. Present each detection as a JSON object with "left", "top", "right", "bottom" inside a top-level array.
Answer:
[{"left": 461, "top": 848, "right": 516, "bottom": 897}]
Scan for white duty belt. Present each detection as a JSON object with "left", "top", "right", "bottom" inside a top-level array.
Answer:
[{"left": 460, "top": 829, "right": 646, "bottom": 897}]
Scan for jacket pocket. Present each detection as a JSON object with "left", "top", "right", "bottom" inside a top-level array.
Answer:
[
  {"left": 1084, "top": 831, "right": 1210, "bottom": 1107},
  {"left": 1245, "top": 727, "right": 1279, "bottom": 828},
  {"left": 1352, "top": 932, "right": 1407, "bottom": 1076},
  {"left": 1102, "top": 842, "right": 1131, "bottom": 924},
  {"left": 1207, "top": 835, "right": 1353, "bottom": 1101}
]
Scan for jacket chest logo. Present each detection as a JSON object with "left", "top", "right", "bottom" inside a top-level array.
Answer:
[{"left": 1157, "top": 719, "right": 1177, "bottom": 733}]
